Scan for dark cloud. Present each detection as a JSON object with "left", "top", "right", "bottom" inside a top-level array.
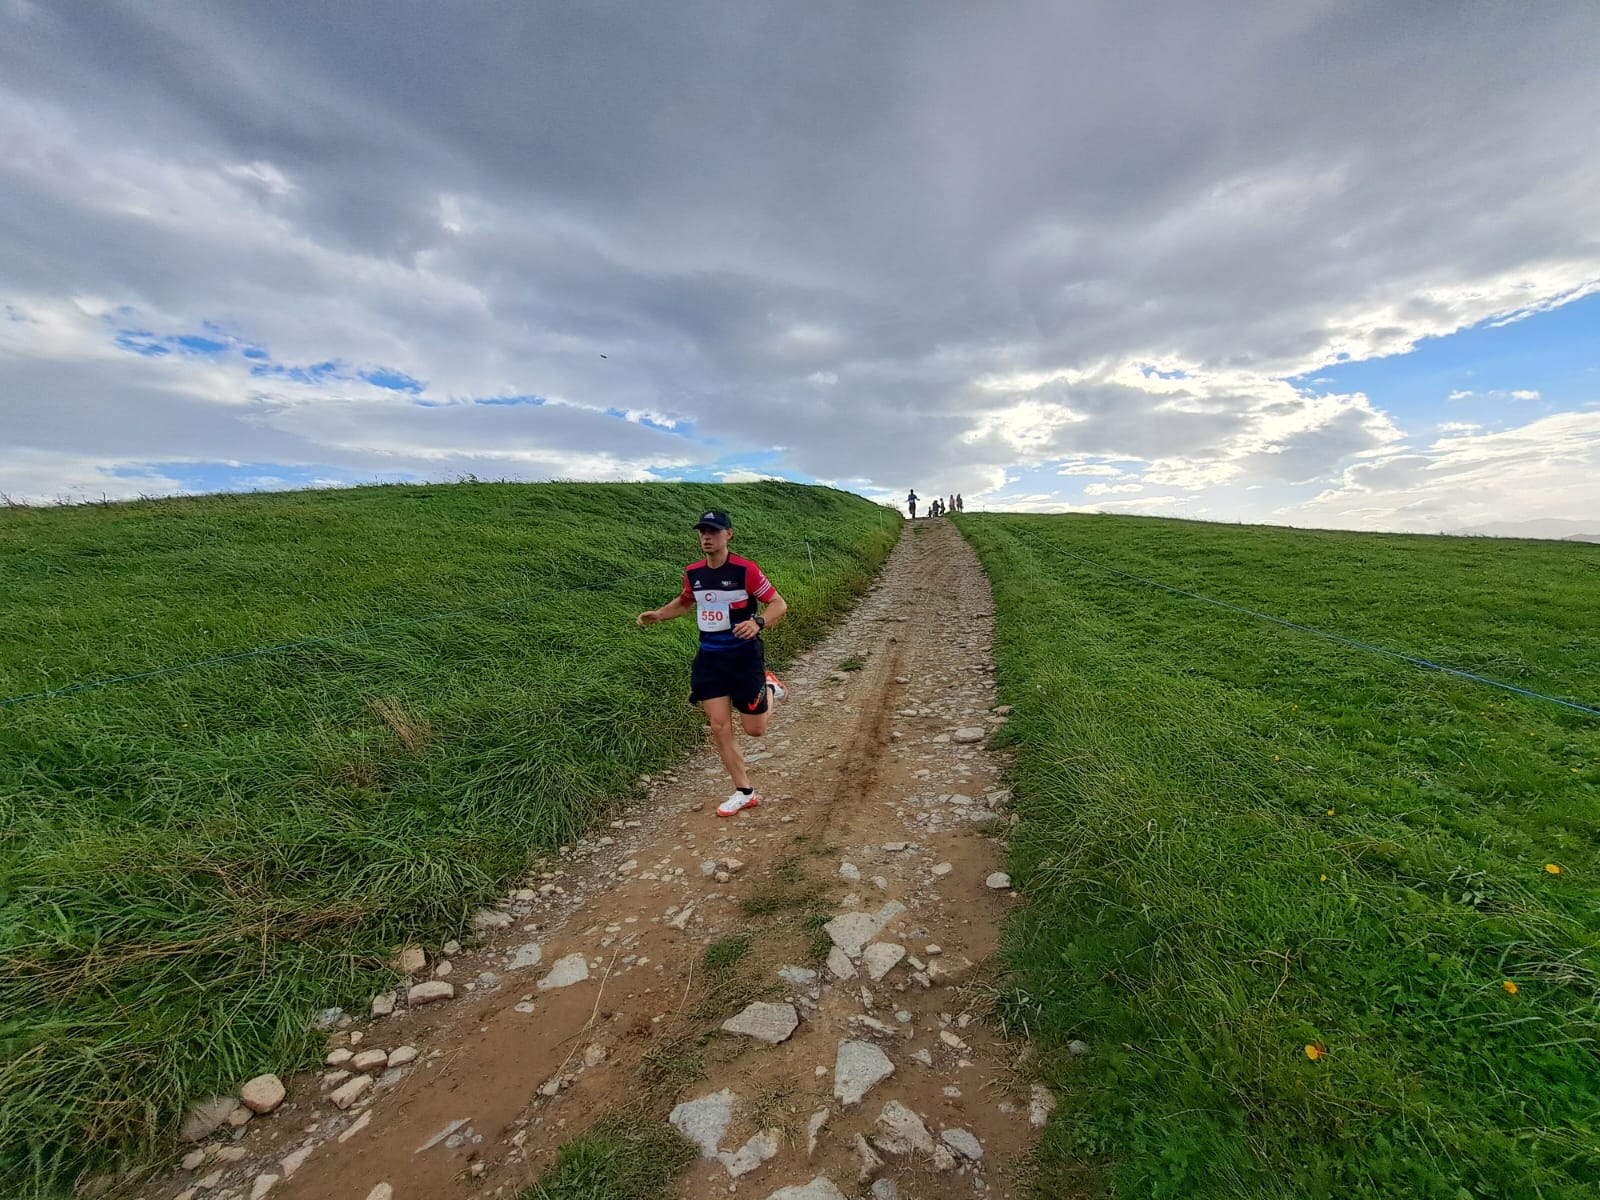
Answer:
[{"left": 2, "top": 0, "right": 1599, "bottom": 522}]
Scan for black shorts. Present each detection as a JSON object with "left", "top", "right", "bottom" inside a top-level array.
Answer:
[{"left": 689, "top": 641, "right": 768, "bottom": 715}]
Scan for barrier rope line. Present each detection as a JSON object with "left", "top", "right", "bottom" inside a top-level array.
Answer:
[
  {"left": 0, "top": 568, "right": 678, "bottom": 709},
  {"left": 1011, "top": 526, "right": 1600, "bottom": 720}
]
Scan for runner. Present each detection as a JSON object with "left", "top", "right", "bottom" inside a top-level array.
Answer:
[
  {"left": 907, "top": 489, "right": 919, "bottom": 519},
  {"left": 636, "top": 509, "right": 790, "bottom": 817}
]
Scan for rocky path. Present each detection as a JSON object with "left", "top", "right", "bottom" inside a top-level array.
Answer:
[{"left": 153, "top": 520, "right": 1052, "bottom": 1200}]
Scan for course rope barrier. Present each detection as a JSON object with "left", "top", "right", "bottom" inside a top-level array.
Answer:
[{"left": 1010, "top": 526, "right": 1600, "bottom": 720}]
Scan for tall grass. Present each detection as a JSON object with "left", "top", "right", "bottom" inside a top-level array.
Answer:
[
  {"left": 959, "top": 513, "right": 1600, "bottom": 1200},
  {"left": 0, "top": 480, "right": 897, "bottom": 1197}
]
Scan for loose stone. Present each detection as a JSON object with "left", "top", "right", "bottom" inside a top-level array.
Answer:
[
  {"left": 763, "top": 1179, "right": 847, "bottom": 1200},
  {"left": 387, "top": 1045, "right": 419, "bottom": 1067},
  {"left": 806, "top": 1107, "right": 830, "bottom": 1156},
  {"left": 407, "top": 980, "right": 454, "bottom": 1005},
  {"left": 826, "top": 946, "right": 857, "bottom": 980},
  {"left": 833, "top": 1039, "right": 895, "bottom": 1106},
  {"left": 181, "top": 1149, "right": 206, "bottom": 1171},
  {"left": 855, "top": 1133, "right": 884, "bottom": 1181},
  {"left": 364, "top": 1185, "right": 393, "bottom": 1200},
  {"left": 1029, "top": 1084, "right": 1058, "bottom": 1128},
  {"left": 351, "top": 1049, "right": 388, "bottom": 1073},
  {"left": 469, "top": 908, "right": 512, "bottom": 931},
  {"left": 370, "top": 991, "right": 396, "bottom": 1018},
  {"left": 951, "top": 727, "right": 985, "bottom": 744},
  {"left": 722, "top": 1001, "right": 800, "bottom": 1044},
  {"left": 862, "top": 942, "right": 906, "bottom": 982},
  {"left": 329, "top": 1074, "right": 372, "bottom": 1109},
  {"left": 505, "top": 942, "right": 543, "bottom": 970},
  {"left": 940, "top": 1127, "right": 984, "bottom": 1160},
  {"left": 538, "top": 953, "right": 590, "bottom": 990},
  {"left": 720, "top": 1129, "right": 780, "bottom": 1177},
  {"left": 278, "top": 1145, "right": 313, "bottom": 1179},
  {"left": 249, "top": 1175, "right": 278, "bottom": 1200},
  {"left": 395, "top": 946, "right": 426, "bottom": 975},
  {"left": 338, "top": 1111, "right": 372, "bottom": 1143},
  {"left": 839, "top": 862, "right": 861, "bottom": 881},
  {"left": 872, "top": 1100, "right": 936, "bottom": 1156},
  {"left": 239, "top": 1073, "right": 286, "bottom": 1115},
  {"left": 669, "top": 1088, "right": 736, "bottom": 1157},
  {"left": 986, "top": 871, "right": 1012, "bottom": 890},
  {"left": 180, "top": 1096, "right": 238, "bottom": 1142}
]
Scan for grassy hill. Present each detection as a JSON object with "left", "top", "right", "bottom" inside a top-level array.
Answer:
[
  {"left": 0, "top": 480, "right": 897, "bottom": 1197},
  {"left": 958, "top": 513, "right": 1600, "bottom": 1200}
]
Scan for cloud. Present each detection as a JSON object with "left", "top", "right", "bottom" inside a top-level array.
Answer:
[
  {"left": 1448, "top": 389, "right": 1542, "bottom": 402},
  {"left": 2, "top": 2, "right": 1599, "bottom": 526},
  {"left": 1293, "top": 410, "right": 1600, "bottom": 532}
]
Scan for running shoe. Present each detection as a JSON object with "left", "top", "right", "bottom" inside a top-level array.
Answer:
[
  {"left": 717, "top": 790, "right": 762, "bottom": 817},
  {"left": 765, "top": 670, "right": 789, "bottom": 704}
]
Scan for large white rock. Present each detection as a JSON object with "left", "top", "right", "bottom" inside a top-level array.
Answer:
[
  {"left": 721, "top": 1002, "right": 799, "bottom": 1044},
  {"left": 249, "top": 1174, "right": 278, "bottom": 1200},
  {"left": 951, "top": 727, "right": 985, "bottom": 744},
  {"left": 669, "top": 1089, "right": 736, "bottom": 1157},
  {"left": 239, "top": 1074, "right": 285, "bottom": 1115},
  {"left": 720, "top": 1129, "right": 781, "bottom": 1177},
  {"left": 469, "top": 908, "right": 512, "bottom": 931},
  {"left": 407, "top": 980, "right": 454, "bottom": 1005},
  {"left": 763, "top": 1179, "right": 847, "bottom": 1200},
  {"left": 872, "top": 1100, "right": 935, "bottom": 1156},
  {"left": 833, "top": 1040, "right": 895, "bottom": 1106},
  {"left": 387, "top": 1045, "right": 419, "bottom": 1067},
  {"left": 861, "top": 942, "right": 906, "bottom": 982},
  {"left": 350, "top": 1049, "right": 388, "bottom": 1073},
  {"left": 537, "top": 953, "right": 590, "bottom": 990},
  {"left": 826, "top": 946, "right": 857, "bottom": 980},
  {"left": 986, "top": 872, "right": 1012, "bottom": 890}
]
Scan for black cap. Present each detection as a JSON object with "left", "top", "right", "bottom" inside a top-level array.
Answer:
[{"left": 693, "top": 509, "right": 733, "bottom": 531}]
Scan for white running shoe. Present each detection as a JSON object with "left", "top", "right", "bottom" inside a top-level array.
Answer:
[
  {"left": 765, "top": 670, "right": 789, "bottom": 704},
  {"left": 717, "top": 790, "right": 762, "bottom": 817}
]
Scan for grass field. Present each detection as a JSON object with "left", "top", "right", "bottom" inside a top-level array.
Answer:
[
  {"left": 0, "top": 480, "right": 897, "bottom": 1197},
  {"left": 958, "top": 513, "right": 1600, "bottom": 1200}
]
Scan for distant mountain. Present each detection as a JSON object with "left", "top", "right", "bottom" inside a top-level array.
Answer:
[{"left": 1445, "top": 517, "right": 1600, "bottom": 542}]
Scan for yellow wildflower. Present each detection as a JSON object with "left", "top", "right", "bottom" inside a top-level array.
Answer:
[
  {"left": 1502, "top": 981, "right": 1519, "bottom": 995},
  {"left": 1304, "top": 1041, "right": 1328, "bottom": 1062},
  {"left": 1545, "top": 863, "right": 1565, "bottom": 875}
]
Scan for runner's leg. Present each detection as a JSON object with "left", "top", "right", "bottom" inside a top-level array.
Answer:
[{"left": 701, "top": 696, "right": 751, "bottom": 790}]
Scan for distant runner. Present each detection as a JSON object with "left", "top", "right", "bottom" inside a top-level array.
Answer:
[
  {"left": 636, "top": 509, "right": 789, "bottom": 817},
  {"left": 907, "top": 489, "right": 919, "bottom": 519}
]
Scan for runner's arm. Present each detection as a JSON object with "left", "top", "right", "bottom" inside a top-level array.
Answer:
[
  {"left": 637, "top": 594, "right": 694, "bottom": 626},
  {"left": 734, "top": 591, "right": 787, "bottom": 639}
]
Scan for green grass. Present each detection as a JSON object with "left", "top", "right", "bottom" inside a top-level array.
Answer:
[
  {"left": 702, "top": 934, "right": 752, "bottom": 971},
  {"left": 957, "top": 513, "right": 1600, "bottom": 1200},
  {"left": 523, "top": 1116, "right": 695, "bottom": 1200},
  {"left": 0, "top": 480, "right": 897, "bottom": 1198}
]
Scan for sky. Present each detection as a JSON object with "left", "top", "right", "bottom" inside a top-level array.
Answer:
[{"left": 3, "top": 0, "right": 1599, "bottom": 534}]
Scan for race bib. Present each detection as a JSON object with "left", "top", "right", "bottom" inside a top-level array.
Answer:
[{"left": 697, "top": 590, "right": 731, "bottom": 631}]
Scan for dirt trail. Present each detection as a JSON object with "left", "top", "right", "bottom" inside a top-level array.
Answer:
[{"left": 154, "top": 520, "right": 1048, "bottom": 1200}]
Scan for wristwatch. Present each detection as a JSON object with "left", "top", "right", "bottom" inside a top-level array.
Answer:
[{"left": 752, "top": 615, "right": 766, "bottom": 630}]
